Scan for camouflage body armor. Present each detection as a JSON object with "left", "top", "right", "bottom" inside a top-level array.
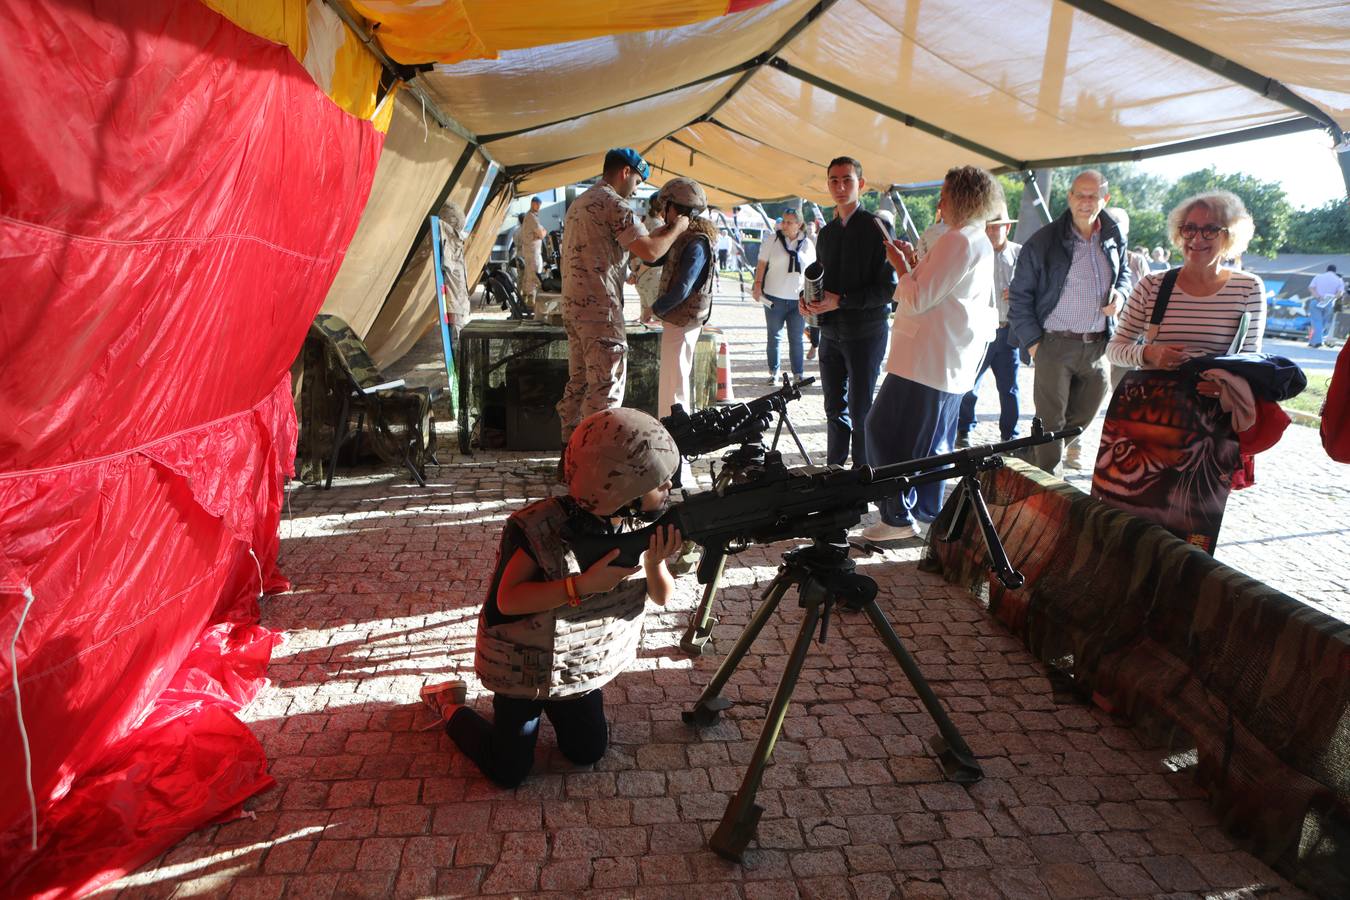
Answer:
[
  {"left": 654, "top": 219, "right": 718, "bottom": 328},
  {"left": 475, "top": 497, "right": 648, "bottom": 699}
]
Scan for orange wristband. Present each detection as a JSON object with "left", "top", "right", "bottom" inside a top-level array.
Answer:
[{"left": 564, "top": 575, "right": 582, "bottom": 607}]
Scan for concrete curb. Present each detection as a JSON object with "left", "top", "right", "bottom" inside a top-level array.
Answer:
[{"left": 1282, "top": 405, "right": 1322, "bottom": 427}]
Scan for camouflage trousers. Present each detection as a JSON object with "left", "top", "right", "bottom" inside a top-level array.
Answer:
[
  {"left": 557, "top": 318, "right": 626, "bottom": 444},
  {"left": 521, "top": 249, "right": 542, "bottom": 304}
]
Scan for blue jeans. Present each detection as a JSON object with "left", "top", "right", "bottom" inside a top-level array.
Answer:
[
  {"left": 819, "top": 328, "right": 888, "bottom": 466},
  {"left": 764, "top": 294, "right": 805, "bottom": 377},
  {"left": 447, "top": 689, "right": 607, "bottom": 788},
  {"left": 1310, "top": 300, "right": 1336, "bottom": 346},
  {"left": 864, "top": 374, "right": 962, "bottom": 526},
  {"left": 957, "top": 325, "right": 1020, "bottom": 441}
]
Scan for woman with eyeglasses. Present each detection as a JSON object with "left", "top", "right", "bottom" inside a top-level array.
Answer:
[
  {"left": 1107, "top": 190, "right": 1265, "bottom": 372},
  {"left": 1094, "top": 190, "right": 1267, "bottom": 553}
]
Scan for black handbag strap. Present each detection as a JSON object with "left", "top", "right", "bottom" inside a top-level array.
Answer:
[
  {"left": 1144, "top": 267, "right": 1181, "bottom": 343},
  {"left": 1151, "top": 267, "right": 1182, "bottom": 326}
]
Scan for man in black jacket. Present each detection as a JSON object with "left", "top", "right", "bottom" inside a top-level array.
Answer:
[
  {"left": 1007, "top": 170, "right": 1131, "bottom": 473},
  {"left": 801, "top": 157, "right": 896, "bottom": 466}
]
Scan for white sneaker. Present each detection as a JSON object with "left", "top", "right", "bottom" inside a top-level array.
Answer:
[
  {"left": 766, "top": 374, "right": 780, "bottom": 385},
  {"left": 861, "top": 521, "right": 923, "bottom": 543},
  {"left": 1064, "top": 443, "right": 1084, "bottom": 470}
]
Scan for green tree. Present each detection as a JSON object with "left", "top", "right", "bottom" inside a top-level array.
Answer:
[
  {"left": 1282, "top": 200, "right": 1350, "bottom": 254},
  {"left": 1162, "top": 167, "right": 1292, "bottom": 258}
]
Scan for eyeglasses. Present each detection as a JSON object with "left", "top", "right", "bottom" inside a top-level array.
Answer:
[{"left": 1179, "top": 223, "right": 1229, "bottom": 240}]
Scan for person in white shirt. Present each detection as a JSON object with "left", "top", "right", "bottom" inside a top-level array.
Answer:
[
  {"left": 753, "top": 209, "right": 817, "bottom": 383},
  {"left": 861, "top": 166, "right": 1000, "bottom": 543},
  {"left": 1308, "top": 264, "right": 1344, "bottom": 348}
]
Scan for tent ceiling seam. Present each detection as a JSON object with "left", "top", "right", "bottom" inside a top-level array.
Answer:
[
  {"left": 700, "top": 0, "right": 845, "bottom": 126},
  {"left": 664, "top": 135, "right": 781, "bottom": 195},
  {"left": 325, "top": 0, "right": 492, "bottom": 157},
  {"left": 767, "top": 58, "right": 1024, "bottom": 169},
  {"left": 707, "top": 117, "right": 833, "bottom": 169},
  {"left": 1057, "top": 0, "right": 1344, "bottom": 137},
  {"left": 1009, "top": 116, "right": 1327, "bottom": 172},
  {"left": 475, "top": 61, "right": 760, "bottom": 144}
]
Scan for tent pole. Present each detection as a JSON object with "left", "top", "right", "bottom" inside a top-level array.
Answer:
[
  {"left": 1337, "top": 139, "right": 1350, "bottom": 209},
  {"left": 1013, "top": 170, "right": 1053, "bottom": 244},
  {"left": 888, "top": 189, "right": 921, "bottom": 243}
]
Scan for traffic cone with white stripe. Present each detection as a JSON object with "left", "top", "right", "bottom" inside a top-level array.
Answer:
[{"left": 715, "top": 334, "right": 735, "bottom": 403}]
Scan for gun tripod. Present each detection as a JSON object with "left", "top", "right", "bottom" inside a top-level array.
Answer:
[
  {"left": 679, "top": 412, "right": 813, "bottom": 656},
  {"left": 682, "top": 532, "right": 984, "bottom": 862}
]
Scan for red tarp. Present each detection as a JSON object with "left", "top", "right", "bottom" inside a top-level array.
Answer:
[{"left": 0, "top": 1, "right": 383, "bottom": 895}]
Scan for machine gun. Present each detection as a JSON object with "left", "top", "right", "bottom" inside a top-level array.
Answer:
[
  {"left": 660, "top": 377, "right": 814, "bottom": 653},
  {"left": 566, "top": 420, "right": 1080, "bottom": 862},
  {"left": 568, "top": 420, "right": 1078, "bottom": 582}
]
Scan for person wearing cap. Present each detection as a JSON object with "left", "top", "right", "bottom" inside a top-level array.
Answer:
[
  {"left": 557, "top": 148, "right": 690, "bottom": 449},
  {"left": 649, "top": 176, "right": 719, "bottom": 419},
  {"left": 439, "top": 407, "right": 683, "bottom": 787},
  {"left": 955, "top": 201, "right": 1023, "bottom": 445},
  {"left": 520, "top": 196, "right": 548, "bottom": 308}
]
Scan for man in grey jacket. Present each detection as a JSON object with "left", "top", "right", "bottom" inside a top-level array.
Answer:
[{"left": 1007, "top": 170, "right": 1131, "bottom": 472}]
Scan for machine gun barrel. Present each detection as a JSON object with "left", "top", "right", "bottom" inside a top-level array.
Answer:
[
  {"left": 662, "top": 378, "right": 815, "bottom": 458},
  {"left": 565, "top": 423, "right": 1080, "bottom": 570}
]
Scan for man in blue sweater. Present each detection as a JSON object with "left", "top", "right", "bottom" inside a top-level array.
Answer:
[
  {"left": 1007, "top": 170, "right": 1131, "bottom": 472},
  {"left": 801, "top": 157, "right": 897, "bottom": 466}
]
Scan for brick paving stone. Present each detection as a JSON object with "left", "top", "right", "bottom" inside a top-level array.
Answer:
[
  {"left": 1093, "top": 860, "right": 1162, "bottom": 895},
  {"left": 480, "top": 859, "right": 540, "bottom": 894},
  {"left": 940, "top": 868, "right": 1002, "bottom": 899},
  {"left": 1140, "top": 853, "right": 1210, "bottom": 892},
  {"left": 1037, "top": 862, "right": 1109, "bottom": 899}
]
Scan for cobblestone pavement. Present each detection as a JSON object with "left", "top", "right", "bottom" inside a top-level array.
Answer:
[{"left": 105, "top": 287, "right": 1332, "bottom": 898}]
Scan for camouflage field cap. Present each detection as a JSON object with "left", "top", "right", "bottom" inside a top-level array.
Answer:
[
  {"left": 656, "top": 176, "right": 708, "bottom": 214},
  {"left": 565, "top": 408, "right": 679, "bottom": 515}
]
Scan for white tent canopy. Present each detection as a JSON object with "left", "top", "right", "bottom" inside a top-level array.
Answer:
[{"left": 406, "top": 0, "right": 1349, "bottom": 203}]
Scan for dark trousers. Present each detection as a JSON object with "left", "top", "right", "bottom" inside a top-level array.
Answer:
[
  {"left": 447, "top": 689, "right": 607, "bottom": 788},
  {"left": 957, "top": 325, "right": 1020, "bottom": 441},
  {"left": 764, "top": 294, "right": 806, "bottom": 378},
  {"left": 819, "top": 328, "right": 888, "bottom": 466},
  {"left": 865, "top": 373, "right": 962, "bottom": 526}
]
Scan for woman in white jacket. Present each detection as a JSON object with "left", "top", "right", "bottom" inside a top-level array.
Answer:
[{"left": 862, "top": 166, "right": 1000, "bottom": 542}]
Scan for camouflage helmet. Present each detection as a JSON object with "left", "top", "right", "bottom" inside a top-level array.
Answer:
[
  {"left": 656, "top": 176, "right": 708, "bottom": 214},
  {"left": 565, "top": 408, "right": 679, "bottom": 515}
]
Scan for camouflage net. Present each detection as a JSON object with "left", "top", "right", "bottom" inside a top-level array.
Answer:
[
  {"left": 296, "top": 314, "right": 437, "bottom": 485},
  {"left": 925, "top": 460, "right": 1350, "bottom": 897}
]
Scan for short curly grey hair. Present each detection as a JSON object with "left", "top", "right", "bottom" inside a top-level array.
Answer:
[
  {"left": 1167, "top": 190, "right": 1256, "bottom": 257},
  {"left": 941, "top": 166, "right": 999, "bottom": 228}
]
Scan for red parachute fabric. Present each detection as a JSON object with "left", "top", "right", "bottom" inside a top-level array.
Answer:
[{"left": 0, "top": 1, "right": 383, "bottom": 895}]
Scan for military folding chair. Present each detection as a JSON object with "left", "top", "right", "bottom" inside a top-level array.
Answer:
[{"left": 301, "top": 314, "right": 438, "bottom": 488}]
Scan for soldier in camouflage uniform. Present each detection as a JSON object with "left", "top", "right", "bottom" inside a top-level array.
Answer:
[
  {"left": 556, "top": 148, "right": 691, "bottom": 447},
  {"left": 520, "top": 196, "right": 547, "bottom": 308},
  {"left": 440, "top": 408, "right": 684, "bottom": 787}
]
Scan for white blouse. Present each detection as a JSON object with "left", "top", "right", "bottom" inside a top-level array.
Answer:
[{"left": 886, "top": 224, "right": 998, "bottom": 394}]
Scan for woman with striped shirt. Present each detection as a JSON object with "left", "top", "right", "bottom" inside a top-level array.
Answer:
[
  {"left": 1094, "top": 190, "right": 1264, "bottom": 553},
  {"left": 1107, "top": 190, "right": 1265, "bottom": 373}
]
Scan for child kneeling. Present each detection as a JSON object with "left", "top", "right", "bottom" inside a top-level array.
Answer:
[{"left": 444, "top": 408, "right": 683, "bottom": 786}]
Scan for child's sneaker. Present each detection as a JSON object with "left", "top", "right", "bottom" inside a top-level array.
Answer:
[{"left": 421, "top": 680, "right": 467, "bottom": 726}]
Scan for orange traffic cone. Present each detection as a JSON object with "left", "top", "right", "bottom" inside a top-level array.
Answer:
[{"left": 715, "top": 335, "right": 735, "bottom": 403}]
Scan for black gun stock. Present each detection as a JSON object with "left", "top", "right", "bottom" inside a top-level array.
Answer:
[
  {"left": 662, "top": 377, "right": 815, "bottom": 458},
  {"left": 564, "top": 424, "right": 1081, "bottom": 571}
]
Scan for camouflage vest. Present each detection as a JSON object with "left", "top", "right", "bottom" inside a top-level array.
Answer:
[
  {"left": 655, "top": 226, "right": 715, "bottom": 328},
  {"left": 475, "top": 497, "right": 648, "bottom": 699}
]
